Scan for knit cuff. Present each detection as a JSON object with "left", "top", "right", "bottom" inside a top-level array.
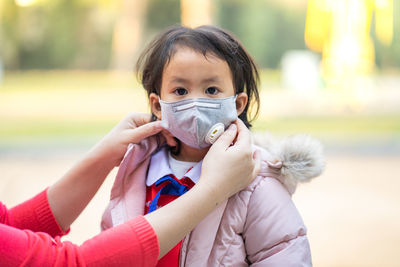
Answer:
[
  {"left": 129, "top": 216, "right": 160, "bottom": 266},
  {"left": 38, "top": 188, "right": 70, "bottom": 237},
  {"left": 9, "top": 188, "right": 69, "bottom": 237}
]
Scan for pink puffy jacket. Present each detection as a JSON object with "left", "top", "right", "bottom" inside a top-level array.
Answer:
[{"left": 101, "top": 134, "right": 324, "bottom": 266}]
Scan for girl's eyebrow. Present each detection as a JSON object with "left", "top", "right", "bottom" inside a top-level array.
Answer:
[
  {"left": 170, "top": 77, "right": 188, "bottom": 84},
  {"left": 202, "top": 76, "right": 221, "bottom": 83},
  {"left": 170, "top": 76, "right": 221, "bottom": 84}
]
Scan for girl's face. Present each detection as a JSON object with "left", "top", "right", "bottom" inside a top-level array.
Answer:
[{"left": 150, "top": 46, "right": 248, "bottom": 120}]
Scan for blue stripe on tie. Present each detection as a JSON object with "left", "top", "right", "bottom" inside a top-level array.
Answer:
[{"left": 147, "top": 175, "right": 190, "bottom": 213}]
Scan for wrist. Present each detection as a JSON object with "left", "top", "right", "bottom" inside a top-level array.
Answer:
[
  {"left": 85, "top": 145, "right": 117, "bottom": 171},
  {"left": 89, "top": 135, "right": 124, "bottom": 166},
  {"left": 195, "top": 176, "right": 228, "bottom": 207}
]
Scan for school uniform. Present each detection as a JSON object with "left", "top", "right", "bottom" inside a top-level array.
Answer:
[
  {"left": 102, "top": 135, "right": 317, "bottom": 266},
  {"left": 145, "top": 148, "right": 199, "bottom": 266}
]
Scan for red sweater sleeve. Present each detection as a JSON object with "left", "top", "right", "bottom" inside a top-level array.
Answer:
[
  {"left": 0, "top": 215, "right": 159, "bottom": 267},
  {"left": 4, "top": 189, "right": 67, "bottom": 237}
]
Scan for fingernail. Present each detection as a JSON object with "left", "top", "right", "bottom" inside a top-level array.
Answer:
[{"left": 227, "top": 124, "right": 237, "bottom": 132}]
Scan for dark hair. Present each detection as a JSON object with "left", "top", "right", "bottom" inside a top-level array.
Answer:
[{"left": 136, "top": 25, "right": 260, "bottom": 128}]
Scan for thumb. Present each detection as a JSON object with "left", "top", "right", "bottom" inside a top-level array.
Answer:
[
  {"left": 211, "top": 123, "right": 237, "bottom": 150},
  {"left": 123, "top": 121, "right": 163, "bottom": 144},
  {"left": 252, "top": 149, "right": 261, "bottom": 177}
]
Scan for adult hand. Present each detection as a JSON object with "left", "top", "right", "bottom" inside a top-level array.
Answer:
[
  {"left": 199, "top": 119, "right": 261, "bottom": 202},
  {"left": 147, "top": 119, "right": 260, "bottom": 257},
  {"left": 48, "top": 113, "right": 164, "bottom": 231},
  {"left": 91, "top": 112, "right": 164, "bottom": 167}
]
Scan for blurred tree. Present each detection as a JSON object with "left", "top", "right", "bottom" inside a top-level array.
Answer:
[
  {"left": 373, "top": 0, "right": 400, "bottom": 70},
  {"left": 145, "top": 0, "right": 180, "bottom": 32},
  {"left": 23, "top": 0, "right": 81, "bottom": 69},
  {"left": 0, "top": 0, "right": 20, "bottom": 69},
  {"left": 110, "top": 0, "right": 181, "bottom": 70},
  {"left": 181, "top": 0, "right": 213, "bottom": 27},
  {"left": 217, "top": 0, "right": 307, "bottom": 69},
  {"left": 110, "top": 0, "right": 148, "bottom": 70},
  {"left": 0, "top": 0, "right": 115, "bottom": 69},
  {"left": 0, "top": 0, "right": 398, "bottom": 71}
]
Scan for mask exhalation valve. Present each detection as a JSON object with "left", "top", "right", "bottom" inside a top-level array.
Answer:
[{"left": 205, "top": 123, "right": 225, "bottom": 144}]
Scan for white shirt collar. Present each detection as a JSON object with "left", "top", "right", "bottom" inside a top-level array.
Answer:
[{"left": 146, "top": 147, "right": 203, "bottom": 186}]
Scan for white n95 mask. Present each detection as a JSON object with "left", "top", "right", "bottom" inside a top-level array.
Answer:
[{"left": 159, "top": 96, "right": 238, "bottom": 149}]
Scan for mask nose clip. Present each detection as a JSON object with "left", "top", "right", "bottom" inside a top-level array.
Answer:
[{"left": 205, "top": 123, "right": 225, "bottom": 144}]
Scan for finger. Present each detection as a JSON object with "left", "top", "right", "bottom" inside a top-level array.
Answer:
[
  {"left": 211, "top": 123, "right": 237, "bottom": 150},
  {"left": 123, "top": 121, "right": 163, "bottom": 144},
  {"left": 161, "top": 130, "right": 178, "bottom": 147},
  {"left": 129, "top": 113, "right": 153, "bottom": 127},
  {"left": 232, "top": 119, "right": 251, "bottom": 147}
]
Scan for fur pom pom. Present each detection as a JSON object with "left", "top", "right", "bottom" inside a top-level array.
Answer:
[
  {"left": 278, "top": 134, "right": 325, "bottom": 192},
  {"left": 254, "top": 133, "right": 325, "bottom": 194}
]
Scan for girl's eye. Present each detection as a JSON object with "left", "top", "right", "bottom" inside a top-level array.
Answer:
[
  {"left": 174, "top": 88, "right": 188, "bottom": 96},
  {"left": 205, "top": 87, "right": 219, "bottom": 95}
]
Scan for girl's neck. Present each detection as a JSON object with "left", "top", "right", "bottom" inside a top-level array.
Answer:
[{"left": 172, "top": 142, "right": 209, "bottom": 162}]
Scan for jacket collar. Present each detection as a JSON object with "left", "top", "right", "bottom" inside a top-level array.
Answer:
[{"left": 146, "top": 146, "right": 203, "bottom": 186}]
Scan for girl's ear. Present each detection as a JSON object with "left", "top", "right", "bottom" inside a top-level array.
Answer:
[
  {"left": 235, "top": 92, "right": 248, "bottom": 116},
  {"left": 149, "top": 93, "right": 162, "bottom": 120}
]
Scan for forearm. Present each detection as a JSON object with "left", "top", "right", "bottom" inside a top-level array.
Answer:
[
  {"left": 144, "top": 179, "right": 222, "bottom": 258},
  {"left": 47, "top": 149, "right": 114, "bottom": 231},
  {"left": 0, "top": 216, "right": 159, "bottom": 267},
  {"left": 47, "top": 116, "right": 163, "bottom": 232}
]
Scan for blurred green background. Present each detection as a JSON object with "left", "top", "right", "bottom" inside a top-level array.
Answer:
[
  {"left": 1, "top": 70, "right": 399, "bottom": 154},
  {"left": 1, "top": 0, "right": 399, "bottom": 152},
  {"left": 1, "top": 0, "right": 400, "bottom": 266}
]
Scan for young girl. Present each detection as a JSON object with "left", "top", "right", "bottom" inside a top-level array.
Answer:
[{"left": 102, "top": 25, "right": 323, "bottom": 266}]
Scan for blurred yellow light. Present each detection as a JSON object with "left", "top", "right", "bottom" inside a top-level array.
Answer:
[
  {"left": 304, "top": 0, "right": 331, "bottom": 52},
  {"left": 336, "top": 38, "right": 359, "bottom": 66},
  {"left": 15, "top": 0, "right": 36, "bottom": 7},
  {"left": 375, "top": 0, "right": 390, "bottom": 9},
  {"left": 304, "top": 0, "right": 393, "bottom": 91},
  {"left": 375, "top": 0, "right": 393, "bottom": 46}
]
